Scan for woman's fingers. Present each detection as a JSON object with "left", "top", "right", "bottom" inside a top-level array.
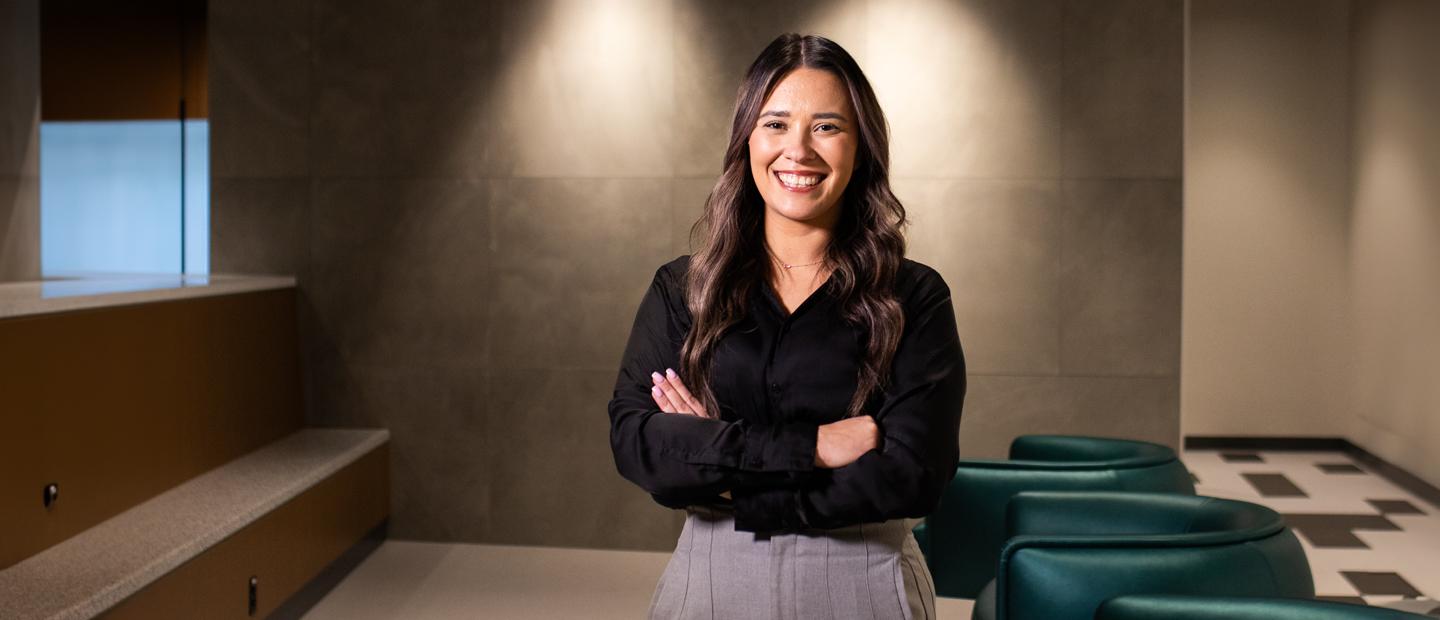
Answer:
[
  {"left": 652, "top": 371, "right": 690, "bottom": 415},
  {"left": 652, "top": 370, "right": 704, "bottom": 416},
  {"left": 651, "top": 384, "right": 678, "bottom": 413},
  {"left": 663, "top": 368, "right": 708, "bottom": 417},
  {"left": 651, "top": 372, "right": 693, "bottom": 415}
]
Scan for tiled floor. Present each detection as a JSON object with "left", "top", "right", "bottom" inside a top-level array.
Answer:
[{"left": 1184, "top": 448, "right": 1440, "bottom": 615}]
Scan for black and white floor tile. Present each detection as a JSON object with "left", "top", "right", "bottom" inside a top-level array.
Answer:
[{"left": 1183, "top": 449, "right": 1440, "bottom": 614}]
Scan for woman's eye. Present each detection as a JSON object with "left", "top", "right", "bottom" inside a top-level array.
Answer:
[
  {"left": 815, "top": 123, "right": 839, "bottom": 133},
  {"left": 764, "top": 121, "right": 786, "bottom": 130}
]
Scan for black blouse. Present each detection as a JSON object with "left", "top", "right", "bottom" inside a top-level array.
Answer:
[{"left": 608, "top": 255, "right": 966, "bottom": 534}]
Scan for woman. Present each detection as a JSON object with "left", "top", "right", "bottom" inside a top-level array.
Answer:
[{"left": 608, "top": 33, "right": 965, "bottom": 619}]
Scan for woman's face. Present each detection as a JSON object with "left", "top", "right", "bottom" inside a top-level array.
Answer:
[{"left": 747, "top": 67, "right": 859, "bottom": 228}]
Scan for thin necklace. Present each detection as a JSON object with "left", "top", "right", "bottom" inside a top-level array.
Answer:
[
  {"left": 778, "top": 257, "right": 824, "bottom": 270},
  {"left": 765, "top": 243, "right": 826, "bottom": 270}
]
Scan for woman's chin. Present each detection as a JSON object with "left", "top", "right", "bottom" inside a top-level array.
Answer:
[{"left": 767, "top": 199, "right": 837, "bottom": 225}]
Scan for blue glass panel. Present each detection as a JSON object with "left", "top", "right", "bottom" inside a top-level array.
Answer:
[{"left": 40, "top": 119, "right": 210, "bottom": 276}]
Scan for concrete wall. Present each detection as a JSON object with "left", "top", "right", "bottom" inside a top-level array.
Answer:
[
  {"left": 1348, "top": 0, "right": 1440, "bottom": 486},
  {"left": 1184, "top": 0, "right": 1355, "bottom": 438},
  {"left": 211, "top": 0, "right": 1184, "bottom": 550},
  {"left": 0, "top": 0, "right": 41, "bottom": 282}
]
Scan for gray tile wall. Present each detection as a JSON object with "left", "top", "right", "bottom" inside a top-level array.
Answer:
[
  {"left": 211, "top": 0, "right": 1182, "bottom": 550},
  {"left": 0, "top": 0, "right": 40, "bottom": 282},
  {"left": 887, "top": 0, "right": 1183, "bottom": 459}
]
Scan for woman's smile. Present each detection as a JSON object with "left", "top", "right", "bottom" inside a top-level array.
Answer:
[{"left": 774, "top": 170, "right": 827, "bottom": 192}]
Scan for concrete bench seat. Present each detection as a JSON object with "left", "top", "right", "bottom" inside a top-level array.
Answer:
[{"left": 0, "top": 428, "right": 389, "bottom": 620}]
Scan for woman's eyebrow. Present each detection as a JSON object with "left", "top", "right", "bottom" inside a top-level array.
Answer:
[{"left": 758, "top": 110, "right": 849, "bottom": 122}]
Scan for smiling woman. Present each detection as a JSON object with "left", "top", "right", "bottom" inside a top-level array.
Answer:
[{"left": 607, "top": 33, "right": 966, "bottom": 620}]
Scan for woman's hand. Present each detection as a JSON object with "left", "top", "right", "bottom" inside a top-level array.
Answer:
[
  {"left": 650, "top": 368, "right": 709, "bottom": 418},
  {"left": 814, "top": 416, "right": 879, "bottom": 469}
]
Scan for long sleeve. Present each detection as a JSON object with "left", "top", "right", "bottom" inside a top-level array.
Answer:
[
  {"left": 729, "top": 267, "right": 966, "bottom": 532},
  {"left": 608, "top": 262, "right": 820, "bottom": 506}
]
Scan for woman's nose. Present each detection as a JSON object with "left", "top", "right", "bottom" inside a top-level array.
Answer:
[{"left": 781, "top": 129, "right": 815, "bottom": 163}]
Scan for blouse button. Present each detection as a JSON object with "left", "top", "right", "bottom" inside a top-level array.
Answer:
[{"left": 770, "top": 383, "right": 781, "bottom": 393}]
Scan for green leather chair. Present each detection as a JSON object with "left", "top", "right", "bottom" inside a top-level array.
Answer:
[
  {"left": 972, "top": 492, "right": 1313, "bottom": 620},
  {"left": 918, "top": 435, "right": 1195, "bottom": 598},
  {"left": 1097, "top": 595, "right": 1433, "bottom": 619}
]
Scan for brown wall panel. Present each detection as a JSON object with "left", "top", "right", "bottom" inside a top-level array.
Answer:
[
  {"left": 0, "top": 289, "right": 303, "bottom": 569},
  {"left": 41, "top": 0, "right": 208, "bottom": 121},
  {"left": 100, "top": 445, "right": 389, "bottom": 619}
]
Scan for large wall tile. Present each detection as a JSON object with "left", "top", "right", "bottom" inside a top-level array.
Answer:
[
  {"left": 489, "top": 178, "right": 673, "bottom": 370},
  {"left": 311, "top": 0, "right": 508, "bottom": 177},
  {"left": 209, "top": 28, "right": 311, "bottom": 177},
  {"left": 899, "top": 178, "right": 1062, "bottom": 375},
  {"left": 671, "top": 177, "right": 713, "bottom": 257},
  {"left": 485, "top": 367, "right": 684, "bottom": 550},
  {"left": 1060, "top": 180, "right": 1181, "bottom": 376},
  {"left": 494, "top": 0, "right": 674, "bottom": 177},
  {"left": 959, "top": 374, "right": 1180, "bottom": 458},
  {"left": 1062, "top": 0, "right": 1183, "bottom": 178},
  {"left": 210, "top": 177, "right": 308, "bottom": 275},
  {"left": 673, "top": 0, "right": 868, "bottom": 177},
  {"left": 308, "top": 360, "right": 493, "bottom": 541},
  {"left": 0, "top": 0, "right": 39, "bottom": 177},
  {"left": 308, "top": 178, "right": 490, "bottom": 370},
  {"left": 869, "top": 0, "right": 1063, "bottom": 178},
  {"left": 0, "top": 176, "right": 39, "bottom": 281}
]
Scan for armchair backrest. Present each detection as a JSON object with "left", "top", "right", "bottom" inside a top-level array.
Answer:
[
  {"left": 995, "top": 493, "right": 1314, "bottom": 620},
  {"left": 926, "top": 435, "right": 1194, "bottom": 598},
  {"left": 1009, "top": 435, "right": 1179, "bottom": 466}
]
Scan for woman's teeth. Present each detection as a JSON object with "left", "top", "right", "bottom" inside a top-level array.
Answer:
[{"left": 777, "top": 172, "right": 822, "bottom": 188}]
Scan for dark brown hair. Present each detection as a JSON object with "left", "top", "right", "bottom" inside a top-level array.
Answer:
[{"left": 681, "top": 33, "right": 907, "bottom": 419}]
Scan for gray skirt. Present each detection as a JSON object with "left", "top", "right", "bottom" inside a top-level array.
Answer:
[{"left": 648, "top": 505, "right": 937, "bottom": 619}]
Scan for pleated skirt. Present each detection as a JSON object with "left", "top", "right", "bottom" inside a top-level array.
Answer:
[{"left": 647, "top": 505, "right": 937, "bottom": 620}]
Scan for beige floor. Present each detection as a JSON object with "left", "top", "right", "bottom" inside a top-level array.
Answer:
[{"left": 302, "top": 540, "right": 975, "bottom": 619}]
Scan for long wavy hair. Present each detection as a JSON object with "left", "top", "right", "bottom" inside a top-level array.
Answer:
[{"left": 681, "top": 33, "right": 907, "bottom": 420}]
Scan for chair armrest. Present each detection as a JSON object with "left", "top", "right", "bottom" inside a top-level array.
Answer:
[{"left": 1004, "top": 492, "right": 1279, "bottom": 540}]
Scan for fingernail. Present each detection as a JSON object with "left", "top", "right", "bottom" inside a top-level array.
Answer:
[
  {"left": 651, "top": 385, "right": 662, "bottom": 395},
  {"left": 665, "top": 368, "right": 677, "bottom": 379},
  {"left": 651, "top": 372, "right": 664, "bottom": 384}
]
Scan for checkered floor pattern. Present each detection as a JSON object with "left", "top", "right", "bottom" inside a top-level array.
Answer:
[{"left": 1184, "top": 448, "right": 1440, "bottom": 615}]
